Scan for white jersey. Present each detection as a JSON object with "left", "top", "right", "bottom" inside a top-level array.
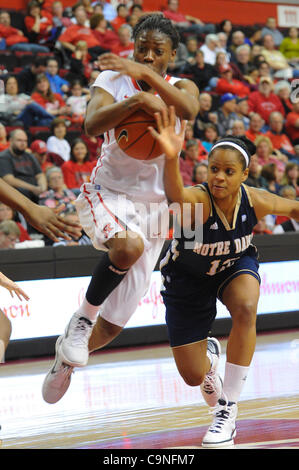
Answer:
[{"left": 90, "top": 70, "right": 182, "bottom": 203}]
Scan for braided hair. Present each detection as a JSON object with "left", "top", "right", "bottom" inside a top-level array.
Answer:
[{"left": 132, "top": 13, "right": 180, "bottom": 50}]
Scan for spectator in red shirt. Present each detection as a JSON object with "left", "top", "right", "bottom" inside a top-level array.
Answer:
[
  {"left": 286, "top": 101, "right": 299, "bottom": 145},
  {"left": 112, "top": 24, "right": 134, "bottom": 59},
  {"left": 0, "top": 124, "right": 9, "bottom": 153},
  {"left": 248, "top": 76, "right": 285, "bottom": 124},
  {"left": 215, "top": 63, "right": 250, "bottom": 98},
  {"left": 266, "top": 111, "right": 295, "bottom": 157},
  {"left": 111, "top": 4, "right": 129, "bottom": 32},
  {"left": 61, "top": 139, "right": 97, "bottom": 195},
  {"left": 0, "top": 10, "right": 29, "bottom": 47},
  {"left": 58, "top": 5, "right": 107, "bottom": 61},
  {"left": 90, "top": 13, "right": 119, "bottom": 51},
  {"left": 163, "top": 0, "right": 215, "bottom": 36},
  {"left": 25, "top": 0, "right": 54, "bottom": 46},
  {"left": 30, "top": 139, "right": 53, "bottom": 173},
  {"left": 245, "top": 112, "right": 265, "bottom": 142},
  {"left": 179, "top": 139, "right": 208, "bottom": 186},
  {"left": 31, "top": 73, "right": 71, "bottom": 120}
]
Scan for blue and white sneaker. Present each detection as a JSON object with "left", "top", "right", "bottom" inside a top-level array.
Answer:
[
  {"left": 202, "top": 399, "right": 238, "bottom": 448},
  {"left": 200, "top": 337, "right": 223, "bottom": 407}
]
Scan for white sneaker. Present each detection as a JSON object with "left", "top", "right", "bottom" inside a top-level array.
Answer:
[
  {"left": 42, "top": 335, "right": 74, "bottom": 404},
  {"left": 60, "top": 312, "right": 95, "bottom": 367},
  {"left": 202, "top": 399, "right": 238, "bottom": 448},
  {"left": 200, "top": 337, "right": 223, "bottom": 407}
]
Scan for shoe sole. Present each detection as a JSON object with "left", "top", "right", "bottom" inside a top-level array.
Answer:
[
  {"left": 207, "top": 336, "right": 221, "bottom": 358},
  {"left": 202, "top": 429, "right": 236, "bottom": 448}
]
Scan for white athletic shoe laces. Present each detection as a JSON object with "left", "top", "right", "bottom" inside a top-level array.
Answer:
[
  {"left": 202, "top": 398, "right": 238, "bottom": 448},
  {"left": 60, "top": 312, "right": 95, "bottom": 367}
]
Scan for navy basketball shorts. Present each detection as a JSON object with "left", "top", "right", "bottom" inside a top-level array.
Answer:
[{"left": 161, "top": 255, "right": 260, "bottom": 348}]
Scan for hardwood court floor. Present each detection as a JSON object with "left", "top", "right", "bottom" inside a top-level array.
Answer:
[{"left": 0, "top": 329, "right": 298, "bottom": 450}]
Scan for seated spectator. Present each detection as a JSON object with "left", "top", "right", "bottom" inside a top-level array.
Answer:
[
  {"left": 179, "top": 138, "right": 208, "bottom": 186},
  {"left": 112, "top": 24, "right": 134, "bottom": 58},
  {"left": 0, "top": 124, "right": 9, "bottom": 152},
  {"left": 16, "top": 56, "right": 48, "bottom": 95},
  {"left": 286, "top": 101, "right": 299, "bottom": 147},
  {"left": 192, "top": 162, "right": 208, "bottom": 185},
  {"left": 214, "top": 63, "right": 250, "bottom": 98},
  {"left": 31, "top": 73, "right": 71, "bottom": 122},
  {"left": 236, "top": 97, "right": 250, "bottom": 129},
  {"left": 0, "top": 129, "right": 47, "bottom": 203},
  {"left": 0, "top": 10, "right": 29, "bottom": 49},
  {"left": 279, "top": 27, "right": 299, "bottom": 66},
  {"left": 30, "top": 139, "right": 53, "bottom": 173},
  {"left": 61, "top": 138, "right": 97, "bottom": 194},
  {"left": 183, "top": 49, "right": 215, "bottom": 91},
  {"left": 266, "top": 111, "right": 295, "bottom": 159},
  {"left": 45, "top": 58, "right": 70, "bottom": 97},
  {"left": 89, "top": 13, "right": 119, "bottom": 51},
  {"left": 80, "top": 0, "right": 95, "bottom": 18},
  {"left": 261, "top": 17, "right": 284, "bottom": 47},
  {"left": 24, "top": 0, "right": 53, "bottom": 49},
  {"left": 46, "top": 118, "right": 71, "bottom": 163},
  {"left": 67, "top": 40, "right": 93, "bottom": 87},
  {"left": 217, "top": 32, "right": 230, "bottom": 61},
  {"left": 163, "top": 0, "right": 215, "bottom": 37},
  {"left": 0, "top": 220, "right": 20, "bottom": 250},
  {"left": 281, "top": 162, "right": 299, "bottom": 197},
  {"left": 256, "top": 60, "right": 272, "bottom": 82},
  {"left": 212, "top": 93, "right": 239, "bottom": 137},
  {"left": 246, "top": 25, "right": 263, "bottom": 48},
  {"left": 248, "top": 76, "right": 285, "bottom": 124},
  {"left": 260, "top": 162, "right": 282, "bottom": 194},
  {"left": 274, "top": 185, "right": 297, "bottom": 226},
  {"left": 231, "top": 119, "right": 246, "bottom": 137},
  {"left": 199, "top": 34, "right": 220, "bottom": 66},
  {"left": 201, "top": 123, "right": 219, "bottom": 152},
  {"left": 52, "top": 207, "right": 91, "bottom": 246},
  {"left": 245, "top": 112, "right": 265, "bottom": 142},
  {"left": 1, "top": 75, "right": 55, "bottom": 129},
  {"left": 58, "top": 5, "right": 108, "bottom": 62},
  {"left": 228, "top": 30, "right": 246, "bottom": 62},
  {"left": 39, "top": 166, "right": 76, "bottom": 212},
  {"left": 274, "top": 80, "right": 293, "bottom": 115},
  {"left": 0, "top": 202, "right": 31, "bottom": 242},
  {"left": 261, "top": 34, "right": 299, "bottom": 80},
  {"left": 254, "top": 135, "right": 286, "bottom": 173},
  {"left": 51, "top": 0, "right": 73, "bottom": 29},
  {"left": 66, "top": 80, "right": 90, "bottom": 125},
  {"left": 96, "top": 0, "right": 117, "bottom": 23},
  {"left": 167, "top": 42, "right": 189, "bottom": 75},
  {"left": 245, "top": 153, "right": 267, "bottom": 188},
  {"left": 253, "top": 217, "right": 272, "bottom": 235},
  {"left": 193, "top": 93, "right": 216, "bottom": 139},
  {"left": 111, "top": 4, "right": 129, "bottom": 32},
  {"left": 185, "top": 36, "right": 199, "bottom": 66},
  {"left": 234, "top": 44, "right": 253, "bottom": 78}
]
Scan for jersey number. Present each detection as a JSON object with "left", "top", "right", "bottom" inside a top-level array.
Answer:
[{"left": 206, "top": 257, "right": 239, "bottom": 276}]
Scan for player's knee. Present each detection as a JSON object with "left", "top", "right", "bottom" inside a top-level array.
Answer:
[
  {"left": 180, "top": 370, "right": 206, "bottom": 387},
  {"left": 110, "top": 232, "right": 144, "bottom": 269},
  {"left": 231, "top": 302, "right": 257, "bottom": 328},
  {"left": 0, "top": 313, "right": 12, "bottom": 345}
]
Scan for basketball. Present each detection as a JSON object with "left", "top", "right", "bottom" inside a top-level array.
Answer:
[{"left": 114, "top": 110, "right": 162, "bottom": 160}]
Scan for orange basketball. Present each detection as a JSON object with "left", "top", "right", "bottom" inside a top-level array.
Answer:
[{"left": 114, "top": 110, "right": 162, "bottom": 160}]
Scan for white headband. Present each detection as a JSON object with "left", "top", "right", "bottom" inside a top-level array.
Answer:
[{"left": 211, "top": 141, "right": 249, "bottom": 167}]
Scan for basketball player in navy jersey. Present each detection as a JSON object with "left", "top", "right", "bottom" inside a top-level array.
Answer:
[
  {"left": 42, "top": 15, "right": 201, "bottom": 404},
  {"left": 148, "top": 106, "right": 299, "bottom": 448}
]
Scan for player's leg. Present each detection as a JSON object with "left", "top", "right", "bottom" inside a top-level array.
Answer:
[
  {"left": 202, "top": 273, "right": 260, "bottom": 448},
  {"left": 0, "top": 309, "right": 12, "bottom": 363}
]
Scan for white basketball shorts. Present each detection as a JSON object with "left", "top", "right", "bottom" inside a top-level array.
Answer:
[{"left": 75, "top": 183, "right": 168, "bottom": 327}]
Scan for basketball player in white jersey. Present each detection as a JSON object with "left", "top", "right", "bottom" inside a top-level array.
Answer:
[{"left": 42, "top": 14, "right": 204, "bottom": 404}]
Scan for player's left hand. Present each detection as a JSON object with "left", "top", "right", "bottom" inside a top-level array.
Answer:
[{"left": 0, "top": 272, "right": 30, "bottom": 301}]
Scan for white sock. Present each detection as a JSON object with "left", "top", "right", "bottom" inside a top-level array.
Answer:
[
  {"left": 76, "top": 298, "right": 100, "bottom": 322},
  {"left": 222, "top": 362, "right": 250, "bottom": 403},
  {"left": 0, "top": 340, "right": 5, "bottom": 363}
]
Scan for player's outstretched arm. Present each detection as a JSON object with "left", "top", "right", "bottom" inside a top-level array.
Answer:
[
  {"left": 149, "top": 107, "right": 205, "bottom": 207},
  {"left": 0, "top": 178, "right": 81, "bottom": 242},
  {"left": 248, "top": 186, "right": 299, "bottom": 221}
]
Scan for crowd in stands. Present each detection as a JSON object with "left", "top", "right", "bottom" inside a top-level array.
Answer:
[{"left": 0, "top": 0, "right": 299, "bottom": 250}]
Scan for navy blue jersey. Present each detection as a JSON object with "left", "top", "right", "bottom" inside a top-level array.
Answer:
[{"left": 161, "top": 182, "right": 258, "bottom": 278}]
